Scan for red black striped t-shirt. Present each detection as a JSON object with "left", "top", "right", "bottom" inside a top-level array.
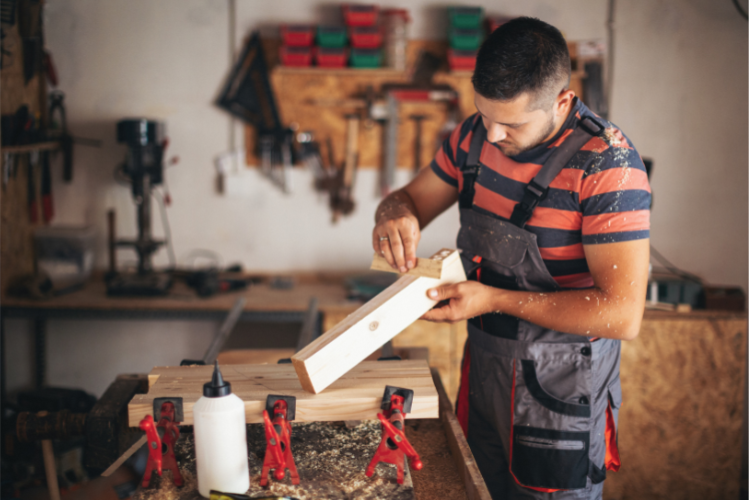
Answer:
[{"left": 430, "top": 98, "right": 651, "bottom": 289}]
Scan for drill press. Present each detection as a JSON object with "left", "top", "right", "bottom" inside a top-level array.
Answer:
[{"left": 105, "top": 118, "right": 172, "bottom": 296}]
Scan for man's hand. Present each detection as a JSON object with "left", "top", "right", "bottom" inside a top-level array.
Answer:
[
  {"left": 372, "top": 192, "right": 421, "bottom": 273},
  {"left": 421, "top": 281, "right": 497, "bottom": 322},
  {"left": 372, "top": 167, "right": 459, "bottom": 273}
]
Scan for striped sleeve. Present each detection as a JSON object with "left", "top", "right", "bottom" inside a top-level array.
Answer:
[
  {"left": 430, "top": 120, "right": 465, "bottom": 187},
  {"left": 580, "top": 127, "right": 652, "bottom": 244}
]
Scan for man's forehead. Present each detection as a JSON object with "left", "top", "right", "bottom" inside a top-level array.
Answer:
[{"left": 474, "top": 92, "right": 542, "bottom": 122}]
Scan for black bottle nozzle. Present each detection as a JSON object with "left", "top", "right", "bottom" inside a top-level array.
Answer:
[{"left": 203, "top": 360, "right": 232, "bottom": 398}]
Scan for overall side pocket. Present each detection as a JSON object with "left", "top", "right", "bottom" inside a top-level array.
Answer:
[{"left": 510, "top": 358, "right": 592, "bottom": 490}]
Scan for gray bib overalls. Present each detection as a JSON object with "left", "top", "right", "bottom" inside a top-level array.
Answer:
[{"left": 455, "top": 116, "right": 622, "bottom": 499}]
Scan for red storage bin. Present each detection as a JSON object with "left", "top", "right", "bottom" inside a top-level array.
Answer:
[
  {"left": 448, "top": 49, "right": 477, "bottom": 71},
  {"left": 342, "top": 4, "right": 379, "bottom": 27},
  {"left": 280, "top": 46, "right": 313, "bottom": 67},
  {"left": 315, "top": 47, "right": 348, "bottom": 68},
  {"left": 349, "top": 26, "right": 382, "bottom": 49},
  {"left": 280, "top": 24, "right": 315, "bottom": 47}
]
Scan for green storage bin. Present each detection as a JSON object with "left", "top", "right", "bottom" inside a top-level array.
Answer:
[
  {"left": 448, "top": 6, "right": 484, "bottom": 29},
  {"left": 350, "top": 48, "right": 383, "bottom": 68},
  {"left": 317, "top": 26, "right": 348, "bottom": 48},
  {"left": 449, "top": 27, "right": 482, "bottom": 51}
]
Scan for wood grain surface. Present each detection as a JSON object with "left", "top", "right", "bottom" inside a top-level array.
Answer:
[
  {"left": 292, "top": 249, "right": 465, "bottom": 393},
  {"left": 128, "top": 359, "right": 438, "bottom": 427}
]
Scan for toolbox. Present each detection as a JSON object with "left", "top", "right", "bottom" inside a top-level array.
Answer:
[
  {"left": 342, "top": 4, "right": 379, "bottom": 26},
  {"left": 448, "top": 27, "right": 483, "bottom": 51},
  {"left": 279, "top": 46, "right": 313, "bottom": 67},
  {"left": 448, "top": 6, "right": 484, "bottom": 29},
  {"left": 349, "top": 48, "right": 382, "bottom": 68},
  {"left": 317, "top": 25, "right": 348, "bottom": 48},
  {"left": 447, "top": 49, "right": 477, "bottom": 71},
  {"left": 280, "top": 24, "right": 315, "bottom": 47},
  {"left": 349, "top": 25, "right": 383, "bottom": 49},
  {"left": 315, "top": 47, "right": 348, "bottom": 68}
]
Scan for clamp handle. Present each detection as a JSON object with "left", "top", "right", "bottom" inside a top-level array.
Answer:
[
  {"left": 262, "top": 410, "right": 285, "bottom": 480},
  {"left": 377, "top": 413, "right": 423, "bottom": 470}
]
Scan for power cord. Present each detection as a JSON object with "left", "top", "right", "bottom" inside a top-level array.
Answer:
[{"left": 733, "top": 0, "right": 748, "bottom": 20}]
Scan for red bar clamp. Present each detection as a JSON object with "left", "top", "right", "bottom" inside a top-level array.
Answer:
[
  {"left": 366, "top": 386, "right": 423, "bottom": 484},
  {"left": 139, "top": 401, "right": 184, "bottom": 488},
  {"left": 260, "top": 395, "right": 299, "bottom": 486}
]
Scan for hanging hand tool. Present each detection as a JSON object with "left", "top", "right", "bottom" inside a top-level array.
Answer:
[
  {"left": 330, "top": 113, "right": 358, "bottom": 222},
  {"left": 139, "top": 401, "right": 184, "bottom": 488},
  {"left": 260, "top": 395, "right": 299, "bottom": 486},
  {"left": 409, "top": 115, "right": 427, "bottom": 175},
  {"left": 366, "top": 386, "right": 423, "bottom": 485},
  {"left": 41, "top": 151, "right": 53, "bottom": 223},
  {"left": 28, "top": 151, "right": 38, "bottom": 223}
]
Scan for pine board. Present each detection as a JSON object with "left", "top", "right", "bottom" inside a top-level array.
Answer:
[
  {"left": 292, "top": 249, "right": 466, "bottom": 394},
  {"left": 128, "top": 360, "right": 438, "bottom": 427}
]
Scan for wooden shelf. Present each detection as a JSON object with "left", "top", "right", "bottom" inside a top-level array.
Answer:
[
  {"left": 1, "top": 141, "right": 61, "bottom": 154},
  {"left": 273, "top": 66, "right": 406, "bottom": 77}
]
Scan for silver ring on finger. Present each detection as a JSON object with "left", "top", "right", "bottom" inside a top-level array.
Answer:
[{"left": 379, "top": 236, "right": 389, "bottom": 242}]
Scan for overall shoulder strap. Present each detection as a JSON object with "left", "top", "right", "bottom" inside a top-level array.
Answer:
[
  {"left": 509, "top": 115, "right": 604, "bottom": 228},
  {"left": 458, "top": 118, "right": 487, "bottom": 210}
]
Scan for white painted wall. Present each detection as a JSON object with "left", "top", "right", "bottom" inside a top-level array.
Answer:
[{"left": 4, "top": 0, "right": 747, "bottom": 397}]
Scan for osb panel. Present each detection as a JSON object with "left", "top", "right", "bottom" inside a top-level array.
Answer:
[
  {"left": 0, "top": 20, "right": 44, "bottom": 293},
  {"left": 604, "top": 317, "right": 747, "bottom": 500}
]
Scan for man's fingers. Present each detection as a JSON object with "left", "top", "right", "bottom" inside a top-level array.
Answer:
[
  {"left": 387, "top": 227, "right": 407, "bottom": 272},
  {"left": 421, "top": 304, "right": 453, "bottom": 322},
  {"left": 427, "top": 284, "right": 459, "bottom": 302},
  {"left": 400, "top": 229, "right": 418, "bottom": 270},
  {"left": 379, "top": 236, "right": 395, "bottom": 267}
]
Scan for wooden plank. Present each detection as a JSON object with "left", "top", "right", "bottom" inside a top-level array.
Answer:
[
  {"left": 431, "top": 369, "right": 492, "bottom": 500},
  {"left": 292, "top": 249, "right": 466, "bottom": 393},
  {"left": 370, "top": 252, "right": 445, "bottom": 278},
  {"left": 128, "top": 360, "right": 438, "bottom": 427}
]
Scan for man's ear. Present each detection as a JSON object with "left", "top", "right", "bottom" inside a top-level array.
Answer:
[{"left": 554, "top": 89, "right": 576, "bottom": 117}]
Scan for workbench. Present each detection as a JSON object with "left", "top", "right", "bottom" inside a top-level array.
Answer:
[{"left": 2, "top": 276, "right": 748, "bottom": 499}]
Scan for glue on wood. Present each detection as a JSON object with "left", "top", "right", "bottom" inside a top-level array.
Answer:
[{"left": 193, "top": 361, "right": 250, "bottom": 497}]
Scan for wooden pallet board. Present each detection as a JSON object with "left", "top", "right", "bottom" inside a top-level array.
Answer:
[
  {"left": 292, "top": 249, "right": 466, "bottom": 394},
  {"left": 128, "top": 360, "right": 438, "bottom": 427}
]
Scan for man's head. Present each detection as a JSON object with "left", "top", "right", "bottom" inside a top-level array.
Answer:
[{"left": 472, "top": 17, "right": 575, "bottom": 156}]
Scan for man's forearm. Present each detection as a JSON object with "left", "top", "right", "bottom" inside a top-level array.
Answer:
[
  {"left": 375, "top": 189, "right": 420, "bottom": 225},
  {"left": 490, "top": 286, "right": 645, "bottom": 340}
]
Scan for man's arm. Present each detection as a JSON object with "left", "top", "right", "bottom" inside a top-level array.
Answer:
[
  {"left": 422, "top": 238, "right": 650, "bottom": 341},
  {"left": 373, "top": 167, "right": 458, "bottom": 272}
]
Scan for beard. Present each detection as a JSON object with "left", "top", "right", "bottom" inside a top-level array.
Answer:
[{"left": 496, "top": 112, "right": 557, "bottom": 157}]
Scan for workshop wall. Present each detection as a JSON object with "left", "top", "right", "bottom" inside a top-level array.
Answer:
[{"left": 4, "top": 0, "right": 747, "bottom": 397}]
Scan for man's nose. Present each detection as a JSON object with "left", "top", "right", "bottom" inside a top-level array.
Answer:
[{"left": 486, "top": 123, "right": 507, "bottom": 143}]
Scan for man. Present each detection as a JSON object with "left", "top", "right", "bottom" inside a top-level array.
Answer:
[{"left": 372, "top": 17, "right": 651, "bottom": 500}]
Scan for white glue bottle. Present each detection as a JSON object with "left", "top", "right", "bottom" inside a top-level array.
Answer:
[{"left": 194, "top": 361, "right": 250, "bottom": 497}]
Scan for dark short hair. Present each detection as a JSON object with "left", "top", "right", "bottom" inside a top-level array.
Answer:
[{"left": 472, "top": 17, "right": 571, "bottom": 109}]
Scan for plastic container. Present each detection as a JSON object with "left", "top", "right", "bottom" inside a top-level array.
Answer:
[
  {"left": 349, "top": 48, "right": 382, "bottom": 68},
  {"left": 383, "top": 9, "right": 410, "bottom": 71},
  {"left": 315, "top": 47, "right": 348, "bottom": 68},
  {"left": 448, "top": 27, "right": 483, "bottom": 51},
  {"left": 342, "top": 4, "right": 379, "bottom": 27},
  {"left": 317, "top": 26, "right": 348, "bottom": 48},
  {"left": 448, "top": 6, "right": 484, "bottom": 29},
  {"left": 279, "top": 46, "right": 313, "bottom": 67},
  {"left": 194, "top": 362, "right": 250, "bottom": 497},
  {"left": 349, "top": 26, "right": 382, "bottom": 49},
  {"left": 486, "top": 15, "right": 512, "bottom": 34},
  {"left": 34, "top": 225, "right": 95, "bottom": 290},
  {"left": 448, "top": 49, "right": 477, "bottom": 71},
  {"left": 280, "top": 24, "right": 314, "bottom": 47}
]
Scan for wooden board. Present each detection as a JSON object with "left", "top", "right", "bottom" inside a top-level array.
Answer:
[
  {"left": 0, "top": 18, "right": 47, "bottom": 294},
  {"left": 128, "top": 359, "right": 438, "bottom": 427},
  {"left": 292, "top": 249, "right": 466, "bottom": 393},
  {"left": 603, "top": 316, "right": 747, "bottom": 500},
  {"left": 371, "top": 252, "right": 447, "bottom": 278}
]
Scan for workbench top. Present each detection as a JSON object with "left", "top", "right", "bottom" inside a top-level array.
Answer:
[{"left": 1, "top": 274, "right": 745, "bottom": 321}]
